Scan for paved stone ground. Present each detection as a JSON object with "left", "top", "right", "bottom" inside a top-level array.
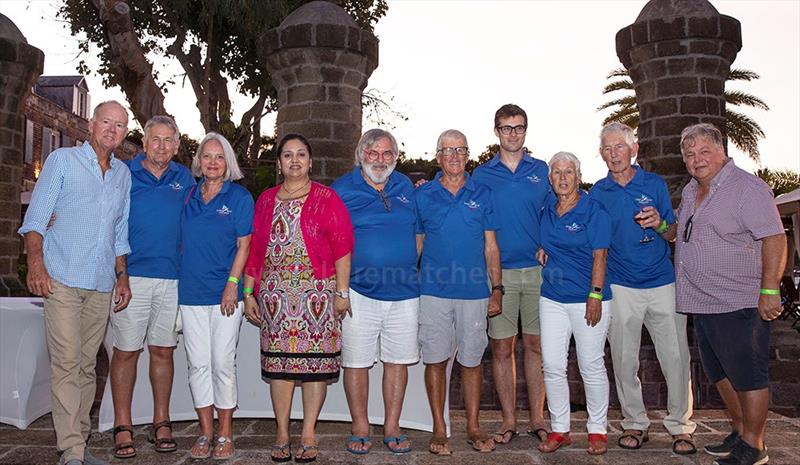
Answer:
[{"left": 1, "top": 409, "right": 798, "bottom": 465}]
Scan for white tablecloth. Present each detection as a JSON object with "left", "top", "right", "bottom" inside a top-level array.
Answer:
[
  {"left": 0, "top": 298, "right": 52, "bottom": 429},
  {"left": 99, "top": 321, "right": 453, "bottom": 433}
]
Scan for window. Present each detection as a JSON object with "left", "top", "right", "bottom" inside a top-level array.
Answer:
[
  {"left": 24, "top": 120, "right": 33, "bottom": 164},
  {"left": 41, "top": 128, "right": 60, "bottom": 163}
]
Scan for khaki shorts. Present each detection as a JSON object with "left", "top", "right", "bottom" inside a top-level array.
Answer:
[{"left": 488, "top": 267, "right": 542, "bottom": 339}]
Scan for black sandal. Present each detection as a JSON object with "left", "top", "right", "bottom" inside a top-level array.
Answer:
[
  {"left": 148, "top": 420, "right": 178, "bottom": 453},
  {"left": 112, "top": 425, "right": 137, "bottom": 459},
  {"left": 618, "top": 429, "right": 649, "bottom": 450},
  {"left": 672, "top": 434, "right": 697, "bottom": 455}
]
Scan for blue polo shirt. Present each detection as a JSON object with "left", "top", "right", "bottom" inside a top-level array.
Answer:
[
  {"left": 179, "top": 180, "right": 254, "bottom": 306},
  {"left": 472, "top": 151, "right": 551, "bottom": 269},
  {"left": 589, "top": 166, "right": 676, "bottom": 289},
  {"left": 416, "top": 172, "right": 497, "bottom": 300},
  {"left": 125, "top": 154, "right": 196, "bottom": 279},
  {"left": 540, "top": 192, "right": 612, "bottom": 304},
  {"left": 332, "top": 167, "right": 419, "bottom": 301}
]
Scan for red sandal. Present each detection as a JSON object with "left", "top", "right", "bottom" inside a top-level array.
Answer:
[
  {"left": 588, "top": 433, "right": 608, "bottom": 455},
  {"left": 538, "top": 432, "right": 572, "bottom": 453}
]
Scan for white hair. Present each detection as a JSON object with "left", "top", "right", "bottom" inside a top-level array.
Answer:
[{"left": 192, "top": 132, "right": 244, "bottom": 181}]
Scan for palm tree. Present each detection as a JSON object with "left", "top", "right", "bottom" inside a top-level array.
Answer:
[
  {"left": 755, "top": 168, "right": 800, "bottom": 197},
  {"left": 598, "top": 68, "right": 769, "bottom": 162}
]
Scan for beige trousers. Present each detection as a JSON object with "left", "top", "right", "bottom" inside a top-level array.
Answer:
[
  {"left": 609, "top": 283, "right": 696, "bottom": 435},
  {"left": 43, "top": 280, "right": 112, "bottom": 462}
]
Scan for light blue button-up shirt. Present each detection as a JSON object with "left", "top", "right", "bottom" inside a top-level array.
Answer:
[{"left": 19, "top": 142, "right": 132, "bottom": 292}]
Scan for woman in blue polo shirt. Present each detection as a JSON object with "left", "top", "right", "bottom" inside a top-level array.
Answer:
[
  {"left": 178, "top": 132, "right": 254, "bottom": 460},
  {"left": 537, "top": 152, "right": 612, "bottom": 456}
]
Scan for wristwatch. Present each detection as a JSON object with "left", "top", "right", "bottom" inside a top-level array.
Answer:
[
  {"left": 491, "top": 284, "right": 505, "bottom": 295},
  {"left": 592, "top": 286, "right": 603, "bottom": 293},
  {"left": 335, "top": 290, "right": 350, "bottom": 299}
]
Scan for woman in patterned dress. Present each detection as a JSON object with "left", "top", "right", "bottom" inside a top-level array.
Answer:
[{"left": 243, "top": 134, "right": 353, "bottom": 463}]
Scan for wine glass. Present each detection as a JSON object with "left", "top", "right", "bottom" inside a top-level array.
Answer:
[{"left": 631, "top": 195, "right": 654, "bottom": 244}]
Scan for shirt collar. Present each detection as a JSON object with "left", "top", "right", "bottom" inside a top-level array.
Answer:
[
  {"left": 601, "top": 164, "right": 643, "bottom": 190},
  {"left": 547, "top": 190, "right": 590, "bottom": 215},
  {"left": 433, "top": 170, "right": 475, "bottom": 193},
  {"left": 485, "top": 149, "right": 535, "bottom": 168},
  {"left": 80, "top": 141, "right": 120, "bottom": 168},
  {"left": 197, "top": 178, "right": 231, "bottom": 196}
]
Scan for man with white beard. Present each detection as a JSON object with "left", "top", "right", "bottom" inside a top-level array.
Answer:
[{"left": 332, "top": 129, "right": 420, "bottom": 455}]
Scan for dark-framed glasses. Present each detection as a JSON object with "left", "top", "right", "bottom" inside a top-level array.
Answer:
[
  {"left": 683, "top": 214, "right": 694, "bottom": 242},
  {"left": 438, "top": 146, "right": 469, "bottom": 157},
  {"left": 378, "top": 189, "right": 392, "bottom": 212},
  {"left": 365, "top": 149, "right": 395, "bottom": 162},
  {"left": 496, "top": 125, "right": 527, "bottom": 135}
]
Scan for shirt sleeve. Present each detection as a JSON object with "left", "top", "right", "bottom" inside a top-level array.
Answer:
[
  {"left": 234, "top": 188, "right": 255, "bottom": 237},
  {"left": 655, "top": 176, "right": 676, "bottom": 224},
  {"left": 114, "top": 172, "right": 132, "bottom": 256},
  {"left": 588, "top": 204, "right": 612, "bottom": 251},
  {"left": 483, "top": 190, "right": 499, "bottom": 231},
  {"left": 18, "top": 151, "right": 66, "bottom": 236},
  {"left": 738, "top": 181, "right": 784, "bottom": 240}
]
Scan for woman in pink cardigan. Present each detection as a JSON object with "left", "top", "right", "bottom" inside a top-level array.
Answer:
[{"left": 243, "top": 133, "right": 353, "bottom": 463}]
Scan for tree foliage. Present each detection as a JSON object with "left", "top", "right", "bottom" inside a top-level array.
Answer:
[
  {"left": 755, "top": 168, "right": 800, "bottom": 197},
  {"left": 598, "top": 67, "right": 769, "bottom": 162}
]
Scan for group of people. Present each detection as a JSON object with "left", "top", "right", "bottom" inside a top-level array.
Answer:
[{"left": 20, "top": 100, "right": 785, "bottom": 465}]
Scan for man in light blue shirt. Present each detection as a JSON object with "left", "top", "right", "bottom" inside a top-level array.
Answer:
[
  {"left": 19, "top": 100, "right": 132, "bottom": 465},
  {"left": 109, "top": 116, "right": 195, "bottom": 459}
]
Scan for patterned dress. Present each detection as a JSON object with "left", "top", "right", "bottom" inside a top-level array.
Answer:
[{"left": 258, "top": 197, "right": 341, "bottom": 381}]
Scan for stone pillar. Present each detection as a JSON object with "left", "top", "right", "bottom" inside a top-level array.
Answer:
[
  {"left": 0, "top": 14, "right": 44, "bottom": 296},
  {"left": 616, "top": 0, "right": 741, "bottom": 199},
  {"left": 260, "top": 1, "right": 378, "bottom": 184}
]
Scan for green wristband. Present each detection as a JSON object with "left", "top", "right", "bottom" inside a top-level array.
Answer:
[
  {"left": 759, "top": 288, "right": 779, "bottom": 295},
  {"left": 588, "top": 292, "right": 603, "bottom": 300},
  {"left": 243, "top": 287, "right": 254, "bottom": 294},
  {"left": 656, "top": 219, "right": 668, "bottom": 234},
  {"left": 227, "top": 276, "right": 240, "bottom": 284}
]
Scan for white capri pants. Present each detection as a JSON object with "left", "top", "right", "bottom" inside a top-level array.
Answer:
[
  {"left": 179, "top": 302, "right": 243, "bottom": 409},
  {"left": 539, "top": 296, "right": 611, "bottom": 434}
]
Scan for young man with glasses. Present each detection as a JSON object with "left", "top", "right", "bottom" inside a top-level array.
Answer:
[
  {"left": 671, "top": 123, "right": 785, "bottom": 465},
  {"left": 471, "top": 104, "right": 551, "bottom": 445},
  {"left": 331, "top": 129, "right": 419, "bottom": 455}
]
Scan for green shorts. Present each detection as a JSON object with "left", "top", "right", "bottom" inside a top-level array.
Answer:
[{"left": 488, "top": 266, "right": 542, "bottom": 339}]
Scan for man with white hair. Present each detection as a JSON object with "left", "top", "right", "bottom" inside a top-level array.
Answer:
[{"left": 332, "top": 129, "right": 419, "bottom": 455}]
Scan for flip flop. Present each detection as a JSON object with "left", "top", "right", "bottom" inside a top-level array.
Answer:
[
  {"left": 527, "top": 428, "right": 549, "bottom": 442},
  {"left": 588, "top": 433, "right": 608, "bottom": 455},
  {"left": 467, "top": 432, "right": 496, "bottom": 453},
  {"left": 346, "top": 435, "right": 371, "bottom": 455},
  {"left": 189, "top": 435, "right": 212, "bottom": 459},
  {"left": 672, "top": 435, "right": 697, "bottom": 455},
  {"left": 270, "top": 443, "right": 292, "bottom": 463},
  {"left": 493, "top": 429, "right": 518, "bottom": 445},
  {"left": 538, "top": 432, "right": 572, "bottom": 453},
  {"left": 383, "top": 435, "right": 411, "bottom": 454},
  {"left": 618, "top": 429, "right": 649, "bottom": 450},
  {"left": 295, "top": 444, "right": 318, "bottom": 463},
  {"left": 428, "top": 435, "right": 452, "bottom": 456}
]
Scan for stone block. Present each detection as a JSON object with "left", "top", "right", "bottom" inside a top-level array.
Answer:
[
  {"left": 776, "top": 345, "right": 800, "bottom": 361},
  {"left": 662, "top": 136, "right": 682, "bottom": 156},
  {"left": 615, "top": 28, "right": 633, "bottom": 66},
  {"left": 641, "top": 99, "right": 677, "bottom": 119},
  {"left": 0, "top": 239, "right": 19, "bottom": 258},
  {"left": 346, "top": 27, "right": 362, "bottom": 52},
  {"left": 680, "top": 96, "right": 714, "bottom": 115},
  {"left": 335, "top": 51, "right": 362, "bottom": 69},
  {"left": 654, "top": 116, "right": 700, "bottom": 137},
  {"left": 689, "top": 39, "right": 720, "bottom": 55},
  {"left": 343, "top": 70, "right": 366, "bottom": 88},
  {"left": 642, "top": 59, "right": 667, "bottom": 80},
  {"left": 631, "top": 22, "right": 648, "bottom": 47},
  {"left": 667, "top": 57, "right": 694, "bottom": 76},
  {"left": 657, "top": 77, "right": 698, "bottom": 97},
  {"left": 648, "top": 17, "right": 686, "bottom": 42},
  {"left": 310, "top": 102, "right": 351, "bottom": 122},
  {"left": 695, "top": 57, "right": 722, "bottom": 76},
  {"left": 688, "top": 16, "right": 720, "bottom": 38},
  {"left": 285, "top": 49, "right": 311, "bottom": 67},
  {"left": 275, "top": 104, "right": 310, "bottom": 124},
  {"left": 260, "top": 29, "right": 280, "bottom": 55},
  {"left": 312, "top": 140, "right": 351, "bottom": 162},
  {"left": 315, "top": 24, "right": 347, "bottom": 48},
  {"left": 719, "top": 15, "right": 743, "bottom": 45},
  {"left": 0, "top": 39, "right": 18, "bottom": 62},
  {"left": 700, "top": 78, "right": 724, "bottom": 95},
  {"left": 646, "top": 154, "right": 686, "bottom": 176},
  {"left": 637, "top": 120, "right": 654, "bottom": 139},
  {"left": 282, "top": 121, "right": 331, "bottom": 140},
  {"left": 326, "top": 86, "right": 361, "bottom": 107},
  {"left": 362, "top": 36, "right": 379, "bottom": 71},
  {"left": 719, "top": 41, "right": 739, "bottom": 62},
  {"left": 330, "top": 122, "right": 360, "bottom": 143},
  {"left": 320, "top": 66, "right": 345, "bottom": 84},
  {"left": 295, "top": 65, "right": 322, "bottom": 84},
  {"left": 769, "top": 361, "right": 800, "bottom": 383},
  {"left": 629, "top": 65, "right": 646, "bottom": 83},
  {"left": 629, "top": 43, "right": 656, "bottom": 63},
  {"left": 770, "top": 382, "right": 800, "bottom": 409},
  {"left": 656, "top": 40, "right": 688, "bottom": 58},
  {"left": 280, "top": 24, "right": 313, "bottom": 48},
  {"left": 286, "top": 85, "right": 325, "bottom": 104},
  {"left": 637, "top": 138, "right": 660, "bottom": 161},
  {"left": 634, "top": 81, "right": 656, "bottom": 101}
]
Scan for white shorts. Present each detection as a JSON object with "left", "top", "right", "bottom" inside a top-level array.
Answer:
[
  {"left": 341, "top": 289, "right": 420, "bottom": 368},
  {"left": 110, "top": 276, "right": 179, "bottom": 351}
]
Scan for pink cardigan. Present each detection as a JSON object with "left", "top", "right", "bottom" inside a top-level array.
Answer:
[{"left": 245, "top": 182, "right": 353, "bottom": 292}]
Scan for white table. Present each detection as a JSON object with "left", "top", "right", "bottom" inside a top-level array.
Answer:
[
  {"left": 99, "top": 321, "right": 454, "bottom": 433},
  {"left": 0, "top": 297, "right": 52, "bottom": 429}
]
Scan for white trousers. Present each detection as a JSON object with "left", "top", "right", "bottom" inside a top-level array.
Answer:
[
  {"left": 179, "top": 302, "right": 243, "bottom": 409},
  {"left": 609, "top": 283, "right": 695, "bottom": 435},
  {"left": 540, "top": 297, "right": 611, "bottom": 434}
]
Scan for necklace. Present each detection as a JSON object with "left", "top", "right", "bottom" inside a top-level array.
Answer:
[{"left": 281, "top": 178, "right": 310, "bottom": 196}]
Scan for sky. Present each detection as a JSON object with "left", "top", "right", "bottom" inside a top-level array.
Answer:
[{"left": 2, "top": 0, "right": 798, "bottom": 183}]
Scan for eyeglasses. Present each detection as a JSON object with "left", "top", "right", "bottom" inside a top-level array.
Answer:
[
  {"left": 378, "top": 189, "right": 392, "bottom": 212},
  {"left": 683, "top": 214, "right": 694, "bottom": 242},
  {"left": 496, "top": 125, "right": 527, "bottom": 135},
  {"left": 437, "top": 146, "right": 469, "bottom": 157},
  {"left": 601, "top": 143, "right": 629, "bottom": 154},
  {"left": 365, "top": 150, "right": 395, "bottom": 162}
]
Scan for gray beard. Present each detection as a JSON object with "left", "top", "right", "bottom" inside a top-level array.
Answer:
[{"left": 363, "top": 161, "right": 396, "bottom": 184}]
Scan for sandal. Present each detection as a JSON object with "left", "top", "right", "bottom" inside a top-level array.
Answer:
[
  {"left": 538, "top": 432, "right": 572, "bottom": 453},
  {"left": 383, "top": 435, "right": 412, "bottom": 454},
  {"left": 112, "top": 425, "right": 136, "bottom": 459},
  {"left": 190, "top": 435, "right": 212, "bottom": 459},
  {"left": 466, "top": 431, "right": 495, "bottom": 453},
  {"left": 346, "top": 435, "right": 371, "bottom": 455},
  {"left": 527, "top": 428, "right": 549, "bottom": 442},
  {"left": 213, "top": 436, "right": 235, "bottom": 460},
  {"left": 492, "top": 429, "right": 518, "bottom": 445},
  {"left": 588, "top": 433, "right": 608, "bottom": 455},
  {"left": 618, "top": 429, "right": 649, "bottom": 450},
  {"left": 428, "top": 435, "right": 452, "bottom": 456},
  {"left": 672, "top": 434, "right": 697, "bottom": 455},
  {"left": 271, "top": 443, "right": 292, "bottom": 462},
  {"left": 148, "top": 420, "right": 177, "bottom": 453},
  {"left": 295, "top": 444, "right": 318, "bottom": 463}
]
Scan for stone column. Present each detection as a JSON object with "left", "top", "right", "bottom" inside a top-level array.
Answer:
[
  {"left": 0, "top": 15, "right": 44, "bottom": 296},
  {"left": 616, "top": 0, "right": 741, "bottom": 199},
  {"left": 260, "top": 1, "right": 378, "bottom": 184}
]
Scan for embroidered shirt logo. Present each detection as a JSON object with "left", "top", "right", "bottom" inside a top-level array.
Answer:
[
  {"left": 396, "top": 194, "right": 410, "bottom": 204},
  {"left": 635, "top": 194, "right": 653, "bottom": 205},
  {"left": 464, "top": 200, "right": 480, "bottom": 210},
  {"left": 526, "top": 175, "right": 541, "bottom": 183},
  {"left": 217, "top": 205, "right": 232, "bottom": 215},
  {"left": 565, "top": 222, "right": 582, "bottom": 232},
  {"left": 169, "top": 182, "right": 184, "bottom": 191}
]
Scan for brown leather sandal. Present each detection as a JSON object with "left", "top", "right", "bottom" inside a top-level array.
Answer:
[
  {"left": 148, "top": 420, "right": 177, "bottom": 453},
  {"left": 112, "top": 425, "right": 136, "bottom": 459}
]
